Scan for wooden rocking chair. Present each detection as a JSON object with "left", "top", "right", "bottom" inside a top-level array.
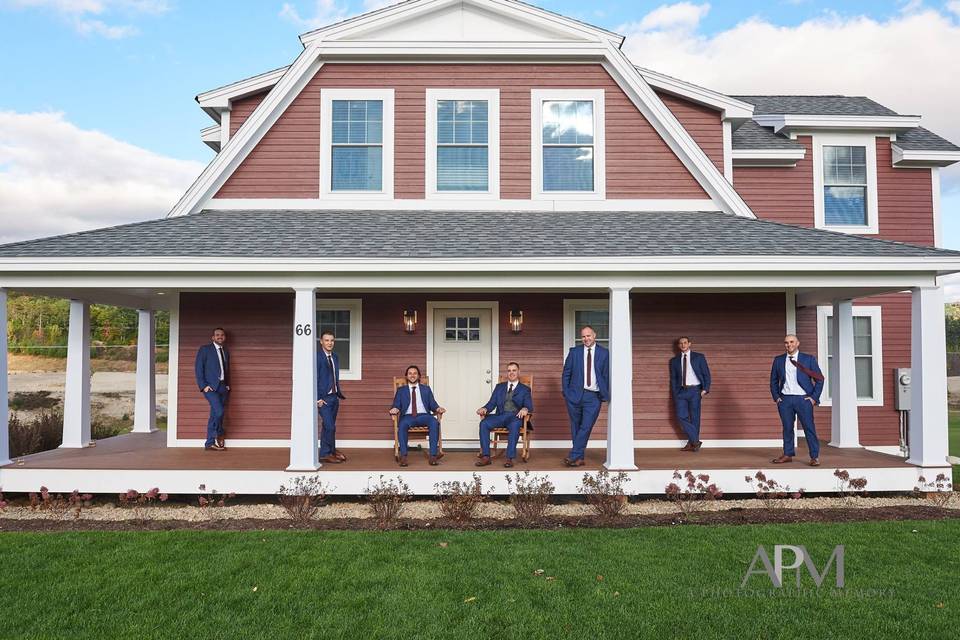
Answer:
[
  {"left": 391, "top": 375, "right": 444, "bottom": 461},
  {"left": 490, "top": 374, "right": 533, "bottom": 462}
]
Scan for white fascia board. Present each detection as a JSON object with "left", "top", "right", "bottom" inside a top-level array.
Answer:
[
  {"left": 207, "top": 198, "right": 720, "bottom": 211},
  {"left": 754, "top": 114, "right": 922, "bottom": 135},
  {"left": 891, "top": 145, "right": 960, "bottom": 168},
  {"left": 299, "top": 0, "right": 623, "bottom": 47},
  {"left": 200, "top": 124, "right": 221, "bottom": 152},
  {"left": 635, "top": 66, "right": 753, "bottom": 121},
  {"left": 196, "top": 66, "right": 289, "bottom": 111},
  {"left": 731, "top": 147, "right": 806, "bottom": 166}
]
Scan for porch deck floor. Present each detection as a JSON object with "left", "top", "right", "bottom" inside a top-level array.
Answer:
[{"left": 5, "top": 431, "right": 913, "bottom": 472}]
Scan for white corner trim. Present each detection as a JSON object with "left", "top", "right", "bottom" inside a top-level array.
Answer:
[
  {"left": 165, "top": 293, "right": 181, "bottom": 446},
  {"left": 932, "top": 168, "right": 942, "bottom": 248},
  {"left": 891, "top": 146, "right": 960, "bottom": 167},
  {"left": 530, "top": 88, "right": 605, "bottom": 201},
  {"left": 220, "top": 110, "right": 230, "bottom": 149},
  {"left": 636, "top": 66, "right": 754, "bottom": 121},
  {"left": 722, "top": 120, "right": 733, "bottom": 182},
  {"left": 315, "top": 297, "right": 363, "bottom": 380},
  {"left": 816, "top": 304, "right": 884, "bottom": 407},
  {"left": 812, "top": 132, "right": 879, "bottom": 235},
  {"left": 785, "top": 289, "right": 797, "bottom": 335},
  {"left": 424, "top": 88, "right": 500, "bottom": 200},
  {"left": 754, "top": 114, "right": 922, "bottom": 135},
  {"left": 319, "top": 88, "right": 395, "bottom": 200}
]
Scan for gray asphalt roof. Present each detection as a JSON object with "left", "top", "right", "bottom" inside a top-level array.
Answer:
[
  {"left": 733, "top": 95, "right": 907, "bottom": 116},
  {"left": 732, "top": 120, "right": 803, "bottom": 150},
  {"left": 895, "top": 127, "right": 960, "bottom": 152},
  {"left": 0, "top": 210, "right": 956, "bottom": 260}
]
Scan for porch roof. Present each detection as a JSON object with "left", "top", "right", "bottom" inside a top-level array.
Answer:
[{"left": 0, "top": 210, "right": 958, "bottom": 261}]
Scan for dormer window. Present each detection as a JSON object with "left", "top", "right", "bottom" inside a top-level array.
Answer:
[
  {"left": 320, "top": 89, "right": 395, "bottom": 199},
  {"left": 531, "top": 89, "right": 605, "bottom": 200},
  {"left": 425, "top": 89, "right": 500, "bottom": 199},
  {"left": 813, "top": 134, "right": 878, "bottom": 234}
]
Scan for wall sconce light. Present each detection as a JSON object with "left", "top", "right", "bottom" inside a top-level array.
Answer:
[
  {"left": 403, "top": 309, "right": 418, "bottom": 333},
  {"left": 509, "top": 309, "right": 523, "bottom": 334}
]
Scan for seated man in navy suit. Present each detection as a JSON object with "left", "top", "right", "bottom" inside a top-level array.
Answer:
[
  {"left": 669, "top": 336, "right": 712, "bottom": 452},
  {"left": 475, "top": 361, "right": 533, "bottom": 468},
  {"left": 770, "top": 334, "right": 825, "bottom": 466},
  {"left": 561, "top": 325, "right": 610, "bottom": 467},
  {"left": 194, "top": 327, "right": 230, "bottom": 451},
  {"left": 316, "top": 330, "right": 347, "bottom": 464},
  {"left": 389, "top": 365, "right": 446, "bottom": 467}
]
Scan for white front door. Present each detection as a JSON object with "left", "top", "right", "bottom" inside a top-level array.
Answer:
[{"left": 432, "top": 307, "right": 494, "bottom": 441}]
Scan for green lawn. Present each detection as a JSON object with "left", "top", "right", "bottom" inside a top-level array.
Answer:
[
  {"left": 1, "top": 520, "right": 958, "bottom": 639},
  {"left": 950, "top": 410, "right": 960, "bottom": 486}
]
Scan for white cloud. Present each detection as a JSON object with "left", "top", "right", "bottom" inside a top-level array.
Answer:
[
  {"left": 4, "top": 0, "right": 168, "bottom": 37},
  {"left": 0, "top": 111, "right": 204, "bottom": 244},
  {"left": 619, "top": 4, "right": 960, "bottom": 194},
  {"left": 948, "top": 0, "right": 960, "bottom": 16},
  {"left": 362, "top": 0, "right": 398, "bottom": 10},
  {"left": 279, "top": 0, "right": 348, "bottom": 29}
]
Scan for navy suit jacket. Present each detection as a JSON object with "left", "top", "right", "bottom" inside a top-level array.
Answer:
[
  {"left": 195, "top": 343, "right": 229, "bottom": 391},
  {"left": 770, "top": 352, "right": 824, "bottom": 404},
  {"left": 392, "top": 384, "right": 440, "bottom": 416},
  {"left": 669, "top": 351, "right": 712, "bottom": 396},
  {"left": 562, "top": 343, "right": 610, "bottom": 403},
  {"left": 483, "top": 381, "right": 534, "bottom": 415},
  {"left": 317, "top": 351, "right": 346, "bottom": 399}
]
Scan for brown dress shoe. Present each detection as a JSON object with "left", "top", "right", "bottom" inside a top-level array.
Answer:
[
  {"left": 771, "top": 455, "right": 794, "bottom": 464},
  {"left": 475, "top": 456, "right": 492, "bottom": 467},
  {"left": 428, "top": 455, "right": 440, "bottom": 466},
  {"left": 809, "top": 458, "right": 821, "bottom": 467},
  {"left": 216, "top": 438, "right": 227, "bottom": 450},
  {"left": 321, "top": 455, "right": 342, "bottom": 464},
  {"left": 692, "top": 441, "right": 703, "bottom": 452},
  {"left": 398, "top": 456, "right": 408, "bottom": 467},
  {"left": 334, "top": 450, "right": 347, "bottom": 462},
  {"left": 680, "top": 442, "right": 695, "bottom": 451},
  {"left": 565, "top": 459, "right": 585, "bottom": 467},
  {"left": 504, "top": 459, "right": 514, "bottom": 468}
]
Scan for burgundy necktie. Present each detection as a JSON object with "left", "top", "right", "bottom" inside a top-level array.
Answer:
[
  {"left": 682, "top": 353, "right": 688, "bottom": 388},
  {"left": 411, "top": 386, "right": 418, "bottom": 416},
  {"left": 789, "top": 356, "right": 825, "bottom": 382},
  {"left": 328, "top": 354, "right": 337, "bottom": 394},
  {"left": 586, "top": 347, "right": 592, "bottom": 387}
]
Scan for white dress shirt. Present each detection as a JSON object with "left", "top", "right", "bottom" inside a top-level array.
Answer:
[
  {"left": 583, "top": 344, "right": 599, "bottom": 392},
  {"left": 214, "top": 343, "right": 226, "bottom": 382},
  {"left": 406, "top": 384, "right": 426, "bottom": 415},
  {"left": 679, "top": 350, "right": 701, "bottom": 387},
  {"left": 781, "top": 352, "right": 805, "bottom": 396}
]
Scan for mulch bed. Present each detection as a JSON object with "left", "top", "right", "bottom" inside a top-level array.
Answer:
[{"left": 1, "top": 505, "right": 957, "bottom": 532}]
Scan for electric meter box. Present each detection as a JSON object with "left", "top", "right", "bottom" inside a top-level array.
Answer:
[{"left": 894, "top": 368, "right": 911, "bottom": 411}]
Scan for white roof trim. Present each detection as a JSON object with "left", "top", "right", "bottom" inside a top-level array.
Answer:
[
  {"left": 891, "top": 146, "right": 960, "bottom": 168},
  {"left": 200, "top": 124, "right": 221, "bottom": 152},
  {"left": 299, "top": 0, "right": 624, "bottom": 46},
  {"left": 195, "top": 66, "right": 288, "bottom": 123},
  {"left": 754, "top": 114, "right": 922, "bottom": 135},
  {"left": 636, "top": 66, "right": 753, "bottom": 121},
  {"left": 732, "top": 147, "right": 805, "bottom": 167}
]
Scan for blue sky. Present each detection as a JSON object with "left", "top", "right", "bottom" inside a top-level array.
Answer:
[{"left": 2, "top": 0, "right": 960, "bottom": 254}]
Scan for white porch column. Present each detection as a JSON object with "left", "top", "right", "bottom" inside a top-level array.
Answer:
[
  {"left": 61, "top": 299, "right": 91, "bottom": 448},
  {"left": 605, "top": 286, "right": 637, "bottom": 470},
  {"left": 907, "top": 286, "right": 949, "bottom": 466},
  {"left": 829, "top": 299, "right": 860, "bottom": 447},
  {"left": 288, "top": 287, "right": 320, "bottom": 471},
  {"left": 132, "top": 309, "right": 157, "bottom": 433},
  {"left": 0, "top": 288, "right": 10, "bottom": 465}
]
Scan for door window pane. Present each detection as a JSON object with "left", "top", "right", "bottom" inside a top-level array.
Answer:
[{"left": 445, "top": 316, "right": 481, "bottom": 342}]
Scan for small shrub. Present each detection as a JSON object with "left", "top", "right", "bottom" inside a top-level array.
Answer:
[
  {"left": 0, "top": 488, "right": 7, "bottom": 511},
  {"left": 10, "top": 391, "right": 59, "bottom": 411},
  {"left": 364, "top": 475, "right": 411, "bottom": 528},
  {"left": 664, "top": 470, "right": 723, "bottom": 519},
  {"left": 435, "top": 474, "right": 489, "bottom": 523},
  {"left": 9, "top": 410, "right": 63, "bottom": 457},
  {"left": 580, "top": 469, "right": 632, "bottom": 519},
  {"left": 834, "top": 469, "right": 868, "bottom": 502},
  {"left": 117, "top": 487, "right": 169, "bottom": 521},
  {"left": 28, "top": 486, "right": 92, "bottom": 520},
  {"left": 277, "top": 476, "right": 329, "bottom": 525},
  {"left": 914, "top": 474, "right": 955, "bottom": 508},
  {"left": 197, "top": 489, "right": 236, "bottom": 520},
  {"left": 92, "top": 414, "right": 133, "bottom": 440},
  {"left": 745, "top": 471, "right": 803, "bottom": 510},
  {"left": 505, "top": 471, "right": 555, "bottom": 523}
]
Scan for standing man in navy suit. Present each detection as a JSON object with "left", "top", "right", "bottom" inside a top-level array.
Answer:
[
  {"left": 194, "top": 327, "right": 230, "bottom": 451},
  {"left": 475, "top": 361, "right": 533, "bottom": 468},
  {"left": 317, "top": 330, "right": 347, "bottom": 464},
  {"left": 389, "top": 365, "right": 446, "bottom": 467},
  {"left": 670, "top": 336, "right": 712, "bottom": 452},
  {"left": 770, "top": 334, "right": 825, "bottom": 466},
  {"left": 561, "top": 325, "right": 610, "bottom": 467}
]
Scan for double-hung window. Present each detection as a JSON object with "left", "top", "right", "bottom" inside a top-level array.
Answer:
[
  {"left": 531, "top": 89, "right": 605, "bottom": 200},
  {"left": 814, "top": 134, "right": 878, "bottom": 233},
  {"left": 425, "top": 89, "right": 499, "bottom": 198},
  {"left": 316, "top": 298, "right": 363, "bottom": 380},
  {"left": 563, "top": 299, "right": 610, "bottom": 354},
  {"left": 816, "top": 305, "right": 883, "bottom": 406},
  {"left": 321, "top": 89, "right": 394, "bottom": 199}
]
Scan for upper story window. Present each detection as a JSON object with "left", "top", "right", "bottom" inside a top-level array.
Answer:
[
  {"left": 320, "top": 89, "right": 394, "bottom": 200},
  {"left": 425, "top": 89, "right": 500, "bottom": 199},
  {"left": 813, "top": 134, "right": 878, "bottom": 234},
  {"left": 531, "top": 89, "right": 605, "bottom": 200}
]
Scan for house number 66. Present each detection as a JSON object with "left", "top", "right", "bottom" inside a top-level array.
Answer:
[{"left": 295, "top": 323, "right": 312, "bottom": 336}]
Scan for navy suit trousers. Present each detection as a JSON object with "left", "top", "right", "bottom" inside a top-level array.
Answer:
[
  {"left": 566, "top": 390, "right": 602, "bottom": 461},
  {"left": 398, "top": 414, "right": 440, "bottom": 457},
  {"left": 203, "top": 387, "right": 228, "bottom": 448},
  {"left": 777, "top": 395, "right": 820, "bottom": 459},
  {"left": 479, "top": 413, "right": 523, "bottom": 459},
  {"left": 318, "top": 394, "right": 340, "bottom": 457},
  {"left": 674, "top": 386, "right": 703, "bottom": 443}
]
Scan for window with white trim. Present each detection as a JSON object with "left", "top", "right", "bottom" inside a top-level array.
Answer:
[
  {"left": 316, "top": 298, "right": 362, "bottom": 380},
  {"left": 425, "top": 89, "right": 500, "bottom": 198},
  {"left": 816, "top": 305, "right": 883, "bottom": 406},
  {"left": 320, "top": 89, "right": 394, "bottom": 199},
  {"left": 563, "top": 299, "right": 610, "bottom": 353},
  {"left": 813, "top": 134, "right": 878, "bottom": 234},
  {"left": 531, "top": 89, "right": 605, "bottom": 200}
]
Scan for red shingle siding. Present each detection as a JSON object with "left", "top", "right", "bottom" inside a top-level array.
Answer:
[
  {"left": 733, "top": 135, "right": 815, "bottom": 227},
  {"left": 656, "top": 91, "right": 724, "bottom": 173},
  {"left": 876, "top": 137, "right": 934, "bottom": 246},
  {"left": 214, "top": 63, "right": 707, "bottom": 200}
]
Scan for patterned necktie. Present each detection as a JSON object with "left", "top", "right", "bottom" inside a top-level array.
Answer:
[
  {"left": 682, "top": 353, "right": 688, "bottom": 387},
  {"left": 411, "top": 386, "right": 418, "bottom": 416},
  {"left": 328, "top": 354, "right": 337, "bottom": 394},
  {"left": 586, "top": 347, "right": 592, "bottom": 387}
]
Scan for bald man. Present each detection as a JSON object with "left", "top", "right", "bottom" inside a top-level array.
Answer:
[{"left": 770, "top": 334, "right": 825, "bottom": 466}]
